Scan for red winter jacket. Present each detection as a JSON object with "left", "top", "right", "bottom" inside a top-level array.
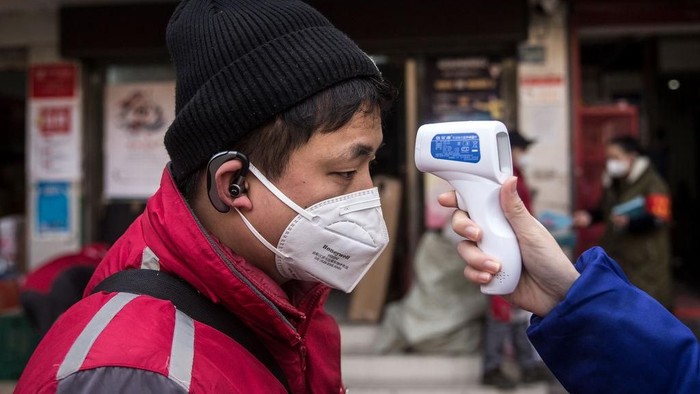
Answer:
[{"left": 16, "top": 166, "right": 343, "bottom": 393}]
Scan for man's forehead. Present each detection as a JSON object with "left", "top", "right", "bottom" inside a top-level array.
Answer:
[{"left": 306, "top": 112, "right": 383, "bottom": 161}]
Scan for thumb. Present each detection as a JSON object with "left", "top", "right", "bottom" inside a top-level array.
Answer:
[{"left": 500, "top": 177, "right": 534, "bottom": 231}]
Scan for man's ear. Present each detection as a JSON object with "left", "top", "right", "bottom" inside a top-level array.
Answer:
[{"left": 206, "top": 151, "right": 252, "bottom": 213}]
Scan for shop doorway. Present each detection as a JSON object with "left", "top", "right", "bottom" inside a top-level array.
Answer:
[
  {"left": 0, "top": 69, "right": 26, "bottom": 276},
  {"left": 577, "top": 35, "right": 700, "bottom": 288},
  {"left": 0, "top": 70, "right": 26, "bottom": 217},
  {"left": 657, "top": 72, "right": 700, "bottom": 287}
]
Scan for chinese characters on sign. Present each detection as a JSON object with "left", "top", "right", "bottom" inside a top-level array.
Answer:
[
  {"left": 425, "top": 57, "right": 504, "bottom": 123},
  {"left": 29, "top": 64, "right": 81, "bottom": 181}
]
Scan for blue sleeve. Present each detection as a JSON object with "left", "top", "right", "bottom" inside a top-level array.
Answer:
[{"left": 527, "top": 247, "right": 700, "bottom": 393}]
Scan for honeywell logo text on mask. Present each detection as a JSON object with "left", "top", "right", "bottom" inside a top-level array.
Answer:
[{"left": 322, "top": 244, "right": 351, "bottom": 260}]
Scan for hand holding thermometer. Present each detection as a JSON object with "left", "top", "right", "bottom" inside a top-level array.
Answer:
[{"left": 415, "top": 121, "right": 521, "bottom": 294}]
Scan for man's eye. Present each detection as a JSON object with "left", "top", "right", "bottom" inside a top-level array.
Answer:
[{"left": 335, "top": 171, "right": 356, "bottom": 180}]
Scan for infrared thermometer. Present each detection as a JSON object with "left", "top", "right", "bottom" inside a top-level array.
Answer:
[{"left": 415, "top": 121, "right": 521, "bottom": 294}]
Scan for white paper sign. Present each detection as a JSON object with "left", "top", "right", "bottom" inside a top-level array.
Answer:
[
  {"left": 29, "top": 98, "right": 82, "bottom": 180},
  {"left": 104, "top": 82, "right": 175, "bottom": 199},
  {"left": 519, "top": 75, "right": 566, "bottom": 105}
]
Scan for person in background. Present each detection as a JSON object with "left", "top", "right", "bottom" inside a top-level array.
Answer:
[
  {"left": 510, "top": 129, "right": 535, "bottom": 210},
  {"left": 441, "top": 176, "right": 700, "bottom": 393},
  {"left": 19, "top": 243, "right": 109, "bottom": 337},
  {"left": 16, "top": 1, "right": 395, "bottom": 392},
  {"left": 572, "top": 135, "right": 673, "bottom": 308},
  {"left": 481, "top": 129, "right": 549, "bottom": 389}
]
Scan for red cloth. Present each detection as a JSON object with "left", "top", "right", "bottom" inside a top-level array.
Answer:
[
  {"left": 491, "top": 295, "right": 512, "bottom": 322},
  {"left": 513, "top": 164, "right": 533, "bottom": 213},
  {"left": 646, "top": 193, "right": 671, "bottom": 222},
  {"left": 20, "top": 243, "right": 108, "bottom": 294},
  {"left": 17, "top": 167, "right": 343, "bottom": 393}
]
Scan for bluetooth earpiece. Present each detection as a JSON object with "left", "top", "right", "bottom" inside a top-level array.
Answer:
[
  {"left": 206, "top": 151, "right": 249, "bottom": 213},
  {"left": 228, "top": 178, "right": 245, "bottom": 198}
]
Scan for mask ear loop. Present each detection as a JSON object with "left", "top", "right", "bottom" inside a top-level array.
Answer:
[
  {"left": 233, "top": 209, "right": 290, "bottom": 260},
  {"left": 233, "top": 163, "right": 314, "bottom": 260},
  {"left": 248, "top": 165, "right": 318, "bottom": 223}
]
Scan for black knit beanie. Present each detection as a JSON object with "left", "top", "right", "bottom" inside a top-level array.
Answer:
[{"left": 164, "top": 0, "right": 381, "bottom": 180}]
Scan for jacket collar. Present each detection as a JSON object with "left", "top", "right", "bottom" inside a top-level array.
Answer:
[{"left": 603, "top": 156, "right": 650, "bottom": 187}]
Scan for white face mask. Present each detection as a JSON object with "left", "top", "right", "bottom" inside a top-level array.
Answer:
[
  {"left": 235, "top": 164, "right": 389, "bottom": 293},
  {"left": 517, "top": 154, "right": 530, "bottom": 169},
  {"left": 606, "top": 159, "right": 629, "bottom": 178}
]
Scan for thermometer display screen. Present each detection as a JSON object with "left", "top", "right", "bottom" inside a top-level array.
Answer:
[{"left": 496, "top": 131, "right": 513, "bottom": 174}]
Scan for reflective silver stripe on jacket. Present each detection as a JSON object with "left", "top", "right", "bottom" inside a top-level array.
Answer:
[
  {"left": 57, "top": 291, "right": 197, "bottom": 392},
  {"left": 57, "top": 292, "right": 139, "bottom": 379},
  {"left": 168, "top": 310, "right": 195, "bottom": 391},
  {"left": 141, "top": 246, "right": 161, "bottom": 270}
]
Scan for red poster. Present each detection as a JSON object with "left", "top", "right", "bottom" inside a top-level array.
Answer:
[{"left": 30, "top": 64, "right": 77, "bottom": 99}]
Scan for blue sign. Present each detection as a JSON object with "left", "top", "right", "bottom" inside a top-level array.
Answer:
[{"left": 36, "top": 181, "right": 70, "bottom": 235}]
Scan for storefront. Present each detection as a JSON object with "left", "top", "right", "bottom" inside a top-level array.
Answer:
[{"left": 570, "top": 0, "right": 700, "bottom": 282}]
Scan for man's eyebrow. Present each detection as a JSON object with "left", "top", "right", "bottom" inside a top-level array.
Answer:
[{"left": 344, "top": 141, "right": 385, "bottom": 160}]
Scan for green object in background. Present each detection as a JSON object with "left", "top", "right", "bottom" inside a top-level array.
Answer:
[{"left": 0, "top": 311, "right": 40, "bottom": 380}]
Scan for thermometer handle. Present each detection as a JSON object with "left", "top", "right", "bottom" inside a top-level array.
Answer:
[{"left": 451, "top": 179, "right": 522, "bottom": 294}]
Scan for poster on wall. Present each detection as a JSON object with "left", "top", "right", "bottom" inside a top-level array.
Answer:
[
  {"left": 422, "top": 57, "right": 504, "bottom": 229},
  {"left": 29, "top": 100, "right": 81, "bottom": 180},
  {"left": 28, "top": 63, "right": 81, "bottom": 181},
  {"left": 36, "top": 181, "right": 70, "bottom": 236},
  {"left": 104, "top": 81, "right": 175, "bottom": 199}
]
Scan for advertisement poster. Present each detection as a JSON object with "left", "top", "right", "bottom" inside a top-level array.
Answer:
[
  {"left": 36, "top": 182, "right": 70, "bottom": 236},
  {"left": 422, "top": 57, "right": 504, "bottom": 229},
  {"left": 424, "top": 57, "right": 503, "bottom": 123},
  {"left": 104, "top": 81, "right": 175, "bottom": 199},
  {"left": 28, "top": 64, "right": 81, "bottom": 181}
]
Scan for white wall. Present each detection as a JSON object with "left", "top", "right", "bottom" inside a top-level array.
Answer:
[{"left": 517, "top": 5, "right": 572, "bottom": 216}]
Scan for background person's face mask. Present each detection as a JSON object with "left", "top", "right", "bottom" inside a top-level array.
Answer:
[
  {"left": 606, "top": 159, "right": 629, "bottom": 178},
  {"left": 235, "top": 164, "right": 389, "bottom": 292},
  {"left": 517, "top": 154, "right": 531, "bottom": 169}
]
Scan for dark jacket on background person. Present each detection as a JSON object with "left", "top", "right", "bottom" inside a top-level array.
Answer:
[
  {"left": 19, "top": 243, "right": 108, "bottom": 336},
  {"left": 15, "top": 167, "right": 343, "bottom": 393},
  {"left": 528, "top": 247, "right": 700, "bottom": 393},
  {"left": 594, "top": 156, "right": 672, "bottom": 307}
]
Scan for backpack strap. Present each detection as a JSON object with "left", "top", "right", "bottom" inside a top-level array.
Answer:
[{"left": 92, "top": 269, "right": 290, "bottom": 393}]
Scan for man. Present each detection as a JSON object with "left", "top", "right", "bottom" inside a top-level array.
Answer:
[
  {"left": 573, "top": 135, "right": 672, "bottom": 308},
  {"left": 16, "top": 1, "right": 394, "bottom": 392}
]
